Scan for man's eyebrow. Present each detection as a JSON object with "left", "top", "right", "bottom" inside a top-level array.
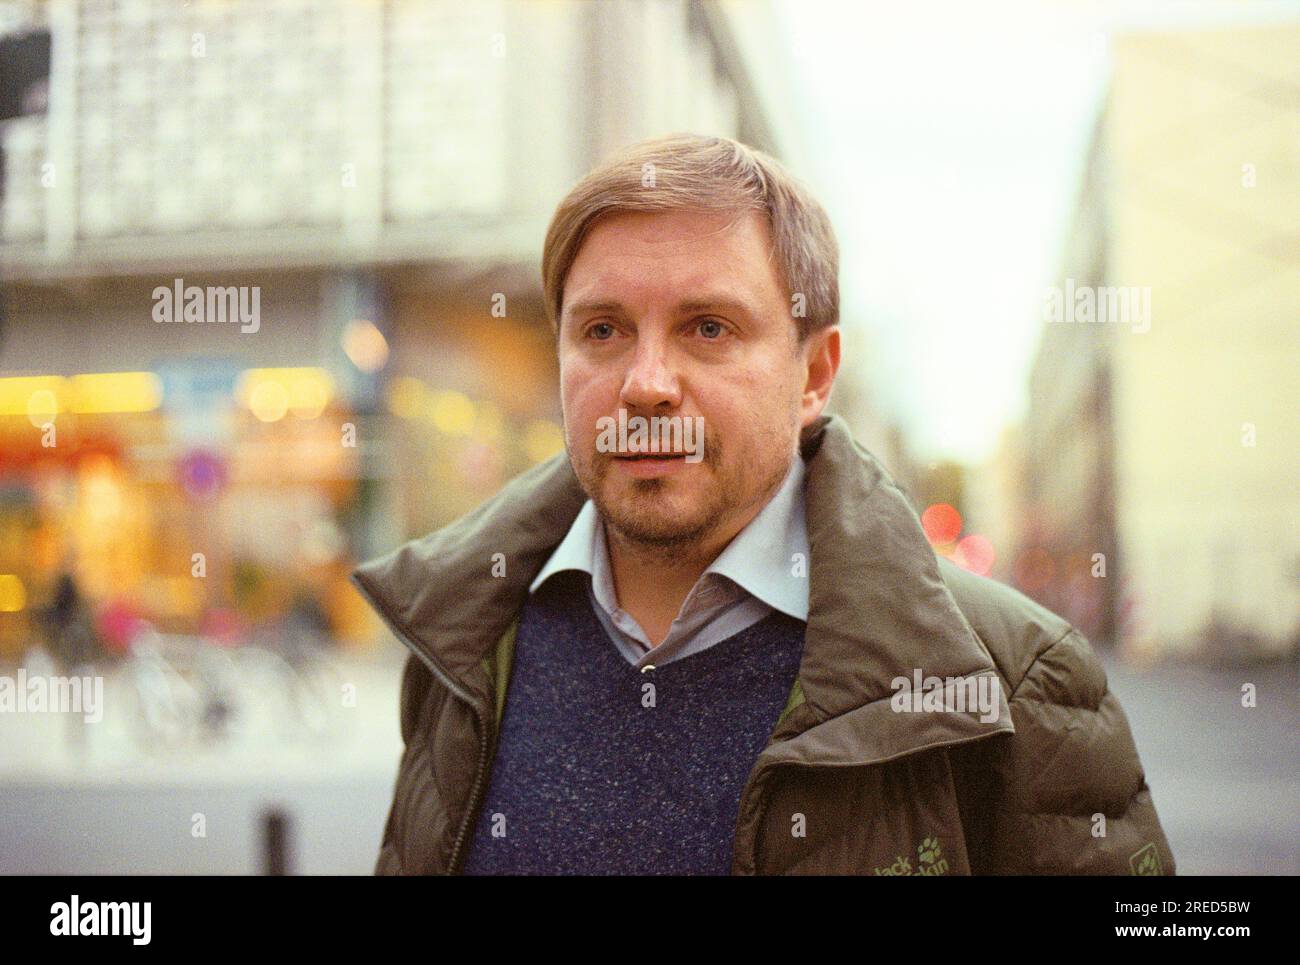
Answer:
[
  {"left": 675, "top": 296, "right": 757, "bottom": 317},
  {"left": 564, "top": 299, "right": 624, "bottom": 318},
  {"left": 564, "top": 296, "right": 758, "bottom": 318}
]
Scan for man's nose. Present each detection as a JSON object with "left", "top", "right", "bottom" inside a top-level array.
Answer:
[{"left": 619, "top": 336, "right": 682, "bottom": 411}]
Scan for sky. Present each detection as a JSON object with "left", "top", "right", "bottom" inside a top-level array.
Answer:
[{"left": 769, "top": 0, "right": 1299, "bottom": 463}]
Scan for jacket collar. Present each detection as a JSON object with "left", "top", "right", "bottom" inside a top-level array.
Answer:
[{"left": 351, "top": 413, "right": 1013, "bottom": 762}]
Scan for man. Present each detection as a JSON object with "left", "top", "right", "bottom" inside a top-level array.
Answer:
[{"left": 352, "top": 133, "right": 1175, "bottom": 876}]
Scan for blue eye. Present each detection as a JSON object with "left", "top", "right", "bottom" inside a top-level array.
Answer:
[
  {"left": 697, "top": 318, "right": 726, "bottom": 339},
  {"left": 587, "top": 322, "right": 615, "bottom": 340}
]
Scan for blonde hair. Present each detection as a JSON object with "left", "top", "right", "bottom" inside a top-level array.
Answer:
[{"left": 541, "top": 133, "right": 839, "bottom": 343}]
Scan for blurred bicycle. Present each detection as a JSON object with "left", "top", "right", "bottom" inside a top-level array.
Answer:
[{"left": 121, "top": 619, "right": 346, "bottom": 754}]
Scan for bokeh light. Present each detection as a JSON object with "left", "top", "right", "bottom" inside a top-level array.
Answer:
[{"left": 921, "top": 503, "right": 962, "bottom": 544}]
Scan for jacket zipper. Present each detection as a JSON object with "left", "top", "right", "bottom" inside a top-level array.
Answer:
[
  {"left": 447, "top": 700, "right": 491, "bottom": 875},
  {"left": 350, "top": 576, "right": 493, "bottom": 875},
  {"left": 403, "top": 637, "right": 490, "bottom": 876}
]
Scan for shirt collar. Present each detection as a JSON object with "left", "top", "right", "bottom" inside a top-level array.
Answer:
[
  {"left": 528, "top": 453, "right": 809, "bottom": 622},
  {"left": 527, "top": 498, "right": 601, "bottom": 593},
  {"left": 706, "top": 454, "right": 809, "bottom": 621}
]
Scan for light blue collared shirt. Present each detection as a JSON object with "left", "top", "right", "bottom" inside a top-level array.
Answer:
[{"left": 528, "top": 454, "right": 810, "bottom": 669}]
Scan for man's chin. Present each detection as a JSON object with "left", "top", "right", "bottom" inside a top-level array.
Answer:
[
  {"left": 605, "top": 514, "right": 714, "bottom": 548},
  {"left": 596, "top": 492, "right": 717, "bottom": 548}
]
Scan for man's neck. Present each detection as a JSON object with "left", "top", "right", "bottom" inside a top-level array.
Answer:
[
  {"left": 604, "top": 520, "right": 741, "bottom": 648},
  {"left": 600, "top": 450, "right": 801, "bottom": 647}
]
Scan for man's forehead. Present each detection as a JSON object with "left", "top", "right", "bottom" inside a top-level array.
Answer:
[{"left": 563, "top": 210, "right": 780, "bottom": 317}]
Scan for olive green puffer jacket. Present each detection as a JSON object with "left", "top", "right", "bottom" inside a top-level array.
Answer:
[{"left": 351, "top": 414, "right": 1176, "bottom": 875}]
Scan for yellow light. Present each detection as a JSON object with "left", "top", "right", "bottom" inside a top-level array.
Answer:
[
  {"left": 342, "top": 319, "right": 390, "bottom": 373},
  {"left": 70, "top": 372, "right": 163, "bottom": 414},
  {"left": 249, "top": 380, "right": 289, "bottom": 422},
  {"left": 0, "top": 376, "right": 64, "bottom": 415},
  {"left": 2, "top": 373, "right": 166, "bottom": 421},
  {"left": 0, "top": 574, "right": 27, "bottom": 612},
  {"left": 288, "top": 370, "right": 330, "bottom": 419},
  {"left": 524, "top": 419, "right": 565, "bottom": 463},
  {"left": 26, "top": 388, "right": 60, "bottom": 428},
  {"left": 238, "top": 367, "right": 333, "bottom": 421},
  {"left": 0, "top": 376, "right": 66, "bottom": 427},
  {"left": 429, "top": 390, "right": 476, "bottom": 436},
  {"left": 386, "top": 377, "right": 427, "bottom": 420}
]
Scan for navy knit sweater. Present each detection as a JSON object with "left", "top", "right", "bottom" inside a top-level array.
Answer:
[{"left": 461, "top": 572, "right": 806, "bottom": 875}]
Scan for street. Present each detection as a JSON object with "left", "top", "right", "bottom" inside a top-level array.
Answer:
[{"left": 1102, "top": 653, "right": 1298, "bottom": 876}]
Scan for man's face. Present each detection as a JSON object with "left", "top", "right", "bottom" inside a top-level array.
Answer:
[{"left": 557, "top": 208, "right": 838, "bottom": 554}]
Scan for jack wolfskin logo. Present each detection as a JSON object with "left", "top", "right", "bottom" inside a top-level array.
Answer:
[
  {"left": 873, "top": 854, "right": 912, "bottom": 876},
  {"left": 1129, "top": 842, "right": 1163, "bottom": 876},
  {"left": 874, "top": 835, "right": 949, "bottom": 876}
]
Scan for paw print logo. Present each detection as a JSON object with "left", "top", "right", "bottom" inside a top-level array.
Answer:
[
  {"left": 917, "top": 836, "right": 942, "bottom": 865},
  {"left": 1129, "top": 842, "right": 1162, "bottom": 876}
]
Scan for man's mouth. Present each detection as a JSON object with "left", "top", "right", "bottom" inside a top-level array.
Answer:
[{"left": 609, "top": 451, "right": 694, "bottom": 478}]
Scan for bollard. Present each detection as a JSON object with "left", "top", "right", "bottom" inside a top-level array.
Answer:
[{"left": 262, "top": 808, "right": 292, "bottom": 876}]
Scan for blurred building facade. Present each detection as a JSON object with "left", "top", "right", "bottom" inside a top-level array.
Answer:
[
  {"left": 962, "top": 423, "right": 1024, "bottom": 587},
  {"left": 1019, "top": 107, "right": 1118, "bottom": 648},
  {"left": 0, "top": 0, "right": 810, "bottom": 657},
  {"left": 1020, "top": 23, "right": 1299, "bottom": 659}
]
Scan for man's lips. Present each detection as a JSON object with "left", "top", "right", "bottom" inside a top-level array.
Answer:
[{"left": 609, "top": 451, "right": 693, "bottom": 478}]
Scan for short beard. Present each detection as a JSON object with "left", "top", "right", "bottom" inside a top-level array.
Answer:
[
  {"left": 595, "top": 475, "right": 723, "bottom": 562},
  {"left": 576, "top": 429, "right": 791, "bottom": 567},
  {"left": 565, "top": 420, "right": 713, "bottom": 562}
]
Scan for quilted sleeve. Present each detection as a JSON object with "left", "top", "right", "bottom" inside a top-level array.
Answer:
[{"left": 979, "top": 628, "right": 1177, "bottom": 875}]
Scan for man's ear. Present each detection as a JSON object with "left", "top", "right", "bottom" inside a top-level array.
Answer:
[{"left": 800, "top": 325, "right": 841, "bottom": 426}]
